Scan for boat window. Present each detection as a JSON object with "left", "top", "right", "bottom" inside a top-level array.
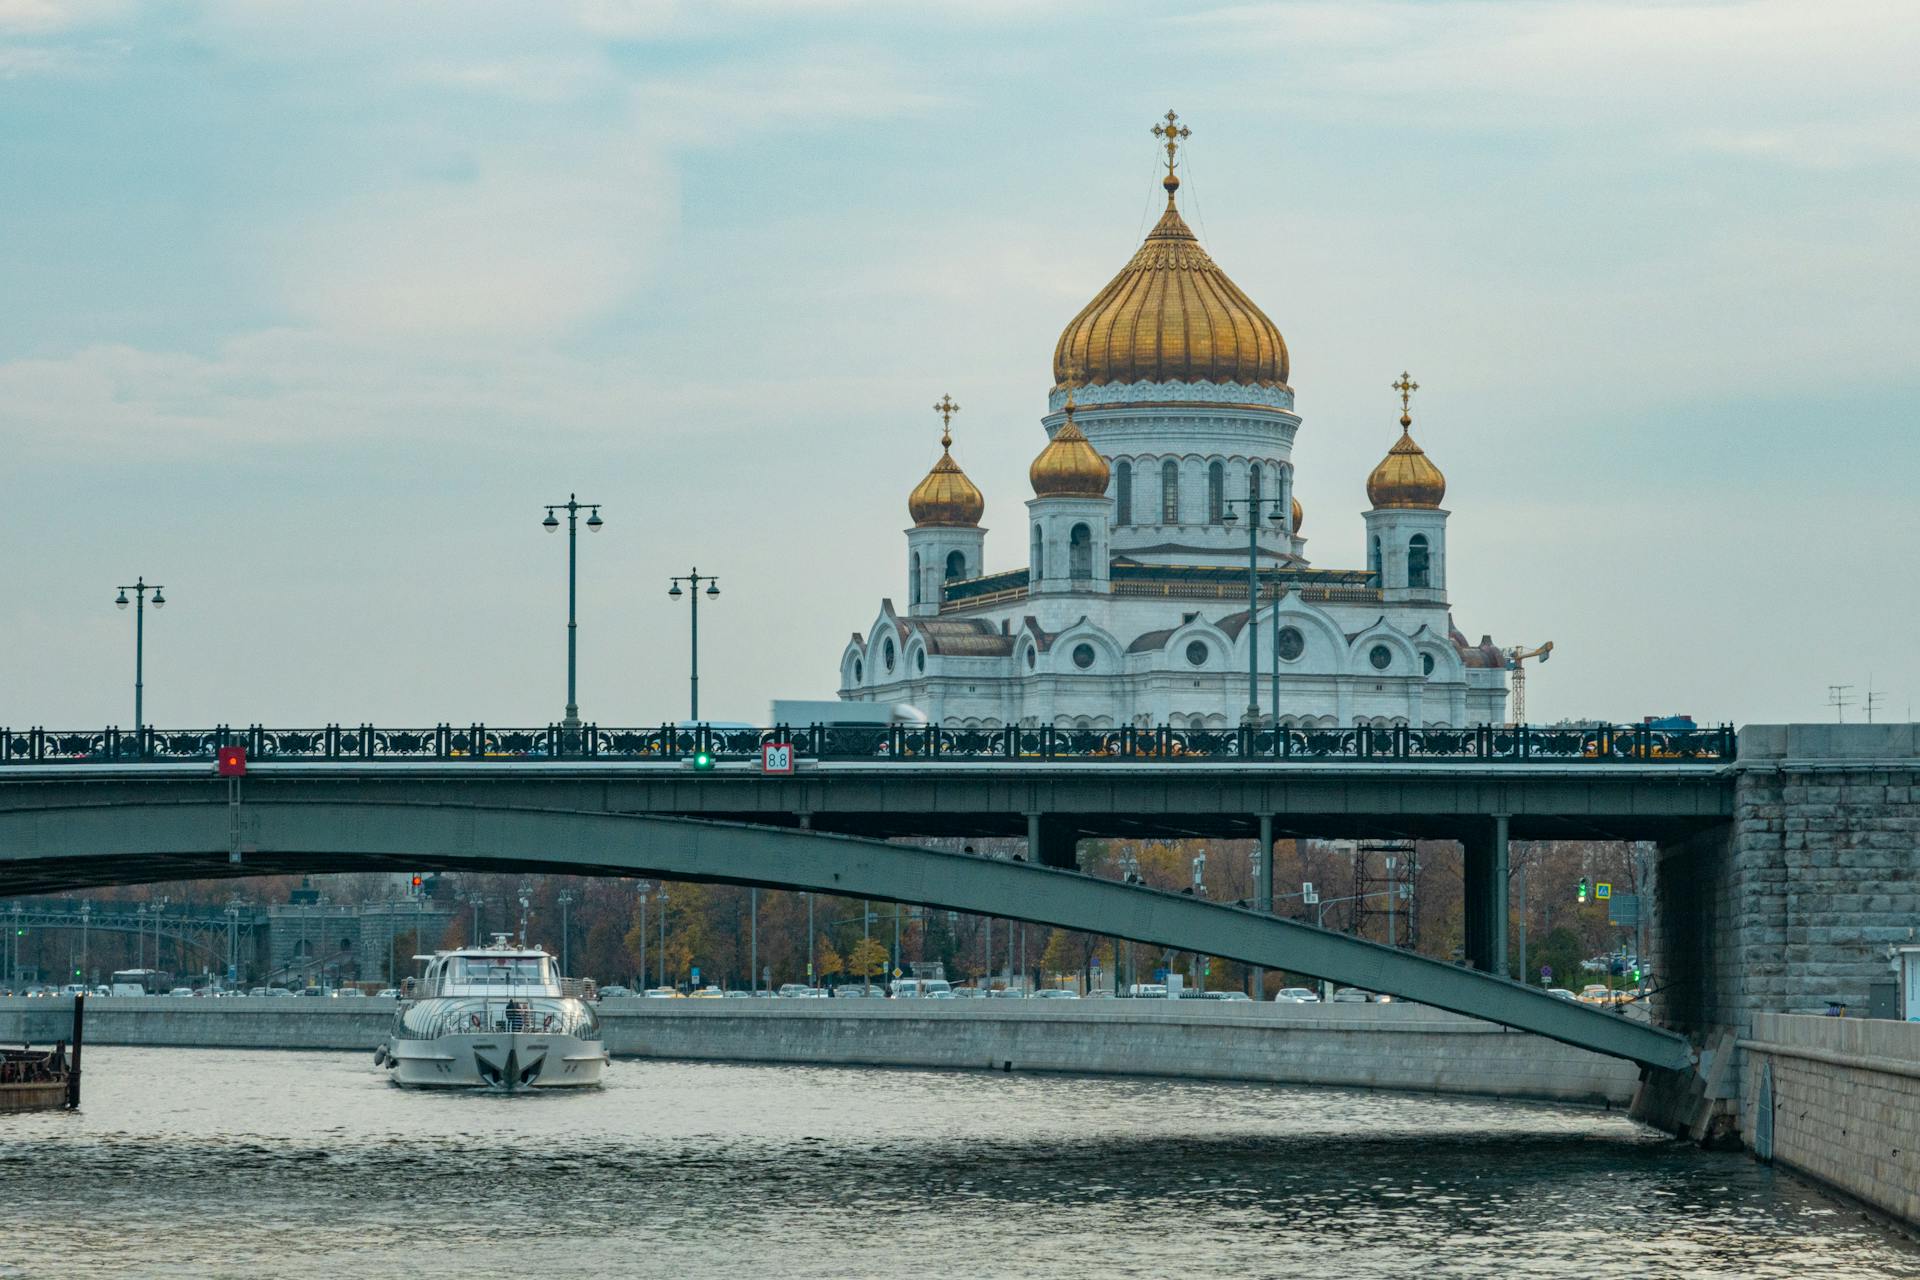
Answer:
[{"left": 456, "top": 957, "right": 550, "bottom": 986}]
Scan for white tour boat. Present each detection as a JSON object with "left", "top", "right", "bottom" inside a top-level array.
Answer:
[{"left": 377, "top": 939, "right": 607, "bottom": 1090}]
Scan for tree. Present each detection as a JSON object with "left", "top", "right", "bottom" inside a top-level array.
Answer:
[
  {"left": 815, "top": 938, "right": 844, "bottom": 982},
  {"left": 848, "top": 936, "right": 889, "bottom": 985}
]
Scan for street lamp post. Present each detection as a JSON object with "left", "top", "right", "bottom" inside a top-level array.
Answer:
[
  {"left": 635, "top": 882, "right": 651, "bottom": 990},
  {"left": 657, "top": 886, "right": 669, "bottom": 991},
  {"left": 1221, "top": 494, "right": 1285, "bottom": 726},
  {"left": 805, "top": 891, "right": 815, "bottom": 989},
  {"left": 542, "top": 495, "right": 604, "bottom": 745},
  {"left": 113, "top": 577, "right": 167, "bottom": 747},
  {"left": 749, "top": 888, "right": 758, "bottom": 994},
  {"left": 557, "top": 890, "right": 574, "bottom": 975},
  {"left": 79, "top": 901, "right": 90, "bottom": 987},
  {"left": 667, "top": 569, "right": 721, "bottom": 721}
]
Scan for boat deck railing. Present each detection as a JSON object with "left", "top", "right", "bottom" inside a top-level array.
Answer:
[{"left": 402, "top": 999, "right": 599, "bottom": 1042}]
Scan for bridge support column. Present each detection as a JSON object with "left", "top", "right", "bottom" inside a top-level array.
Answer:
[
  {"left": 1463, "top": 814, "right": 1510, "bottom": 975},
  {"left": 1025, "top": 813, "right": 1078, "bottom": 870},
  {"left": 1251, "top": 814, "right": 1274, "bottom": 998}
]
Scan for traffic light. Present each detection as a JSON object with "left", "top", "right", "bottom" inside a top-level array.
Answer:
[
  {"left": 691, "top": 749, "right": 716, "bottom": 771},
  {"left": 1577, "top": 878, "right": 1589, "bottom": 904}
]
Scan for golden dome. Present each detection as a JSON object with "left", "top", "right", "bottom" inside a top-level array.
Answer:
[
  {"left": 1052, "top": 172, "right": 1288, "bottom": 392},
  {"left": 909, "top": 397, "right": 984, "bottom": 527},
  {"left": 1366, "top": 411, "right": 1446, "bottom": 510},
  {"left": 1029, "top": 398, "right": 1112, "bottom": 499},
  {"left": 1291, "top": 495, "right": 1303, "bottom": 532}
]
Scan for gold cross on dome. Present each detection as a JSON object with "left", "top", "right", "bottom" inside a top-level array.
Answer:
[
  {"left": 1151, "top": 109, "right": 1191, "bottom": 179},
  {"left": 932, "top": 394, "right": 960, "bottom": 448},
  {"left": 1393, "top": 371, "right": 1419, "bottom": 417},
  {"left": 1058, "top": 361, "right": 1085, "bottom": 415}
]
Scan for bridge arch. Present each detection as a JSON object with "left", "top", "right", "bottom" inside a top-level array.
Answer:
[{"left": 0, "top": 799, "right": 1690, "bottom": 1070}]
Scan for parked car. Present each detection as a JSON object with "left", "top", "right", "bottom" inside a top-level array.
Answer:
[
  {"left": 294, "top": 987, "right": 325, "bottom": 998},
  {"left": 167, "top": 987, "right": 195, "bottom": 997},
  {"left": 373, "top": 988, "right": 401, "bottom": 999},
  {"left": 644, "top": 987, "right": 683, "bottom": 999},
  {"left": 1273, "top": 987, "right": 1321, "bottom": 1003},
  {"left": 776, "top": 983, "right": 813, "bottom": 998},
  {"left": 597, "top": 985, "right": 634, "bottom": 998},
  {"left": 332, "top": 987, "right": 366, "bottom": 998},
  {"left": 1125, "top": 983, "right": 1169, "bottom": 999},
  {"left": 689, "top": 986, "right": 727, "bottom": 999},
  {"left": 1330, "top": 987, "right": 1373, "bottom": 1003},
  {"left": 836, "top": 985, "right": 886, "bottom": 997},
  {"left": 1031, "top": 989, "right": 1078, "bottom": 999},
  {"left": 724, "top": 990, "right": 754, "bottom": 999},
  {"left": 263, "top": 987, "right": 294, "bottom": 998},
  {"left": 1205, "top": 991, "right": 1253, "bottom": 1001}
]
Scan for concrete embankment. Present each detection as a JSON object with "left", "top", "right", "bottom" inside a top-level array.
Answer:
[
  {"left": 0, "top": 996, "right": 1641, "bottom": 1104},
  {"left": 1741, "top": 1013, "right": 1920, "bottom": 1226}
]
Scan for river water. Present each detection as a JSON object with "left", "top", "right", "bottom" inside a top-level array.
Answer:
[{"left": 3, "top": 1048, "right": 1916, "bottom": 1279}]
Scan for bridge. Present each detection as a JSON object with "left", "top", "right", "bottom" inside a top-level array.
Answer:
[{"left": 0, "top": 719, "right": 1747, "bottom": 1076}]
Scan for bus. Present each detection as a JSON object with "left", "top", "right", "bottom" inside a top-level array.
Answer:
[{"left": 109, "top": 969, "right": 172, "bottom": 996}]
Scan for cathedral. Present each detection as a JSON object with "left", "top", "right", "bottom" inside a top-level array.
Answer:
[{"left": 838, "top": 116, "right": 1511, "bottom": 731}]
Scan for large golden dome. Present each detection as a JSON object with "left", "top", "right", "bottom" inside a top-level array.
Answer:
[
  {"left": 1030, "top": 405, "right": 1112, "bottom": 499},
  {"left": 909, "top": 400, "right": 984, "bottom": 527},
  {"left": 1052, "top": 173, "right": 1288, "bottom": 392},
  {"left": 1366, "top": 411, "right": 1446, "bottom": 509}
]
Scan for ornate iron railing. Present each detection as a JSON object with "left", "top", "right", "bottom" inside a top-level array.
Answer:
[{"left": 0, "top": 722, "right": 1736, "bottom": 765}]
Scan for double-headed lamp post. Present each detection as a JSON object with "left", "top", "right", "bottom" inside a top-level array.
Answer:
[
  {"left": 1222, "top": 494, "right": 1286, "bottom": 726},
  {"left": 114, "top": 578, "right": 167, "bottom": 744},
  {"left": 667, "top": 570, "right": 720, "bottom": 721},
  {"left": 542, "top": 496, "right": 604, "bottom": 740}
]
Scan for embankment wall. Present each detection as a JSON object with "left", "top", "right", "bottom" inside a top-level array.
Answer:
[{"left": 0, "top": 997, "right": 1642, "bottom": 1105}]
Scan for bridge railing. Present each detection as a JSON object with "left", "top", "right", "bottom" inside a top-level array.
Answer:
[{"left": 0, "top": 722, "right": 1736, "bottom": 765}]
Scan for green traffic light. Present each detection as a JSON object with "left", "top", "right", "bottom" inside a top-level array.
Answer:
[
  {"left": 692, "top": 750, "right": 715, "bottom": 771},
  {"left": 1577, "top": 878, "right": 1589, "bottom": 903}
]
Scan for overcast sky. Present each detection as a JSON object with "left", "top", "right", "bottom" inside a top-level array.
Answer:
[{"left": 1, "top": 0, "right": 1914, "bottom": 731}]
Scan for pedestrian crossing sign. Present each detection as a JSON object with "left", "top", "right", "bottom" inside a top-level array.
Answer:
[{"left": 1596, "top": 882, "right": 1612, "bottom": 900}]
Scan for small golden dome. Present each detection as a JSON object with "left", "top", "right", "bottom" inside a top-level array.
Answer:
[
  {"left": 1366, "top": 411, "right": 1446, "bottom": 509},
  {"left": 909, "top": 397, "right": 984, "bottom": 527},
  {"left": 1052, "top": 173, "right": 1288, "bottom": 393},
  {"left": 1291, "top": 495, "right": 1303, "bottom": 532},
  {"left": 1029, "top": 402, "right": 1112, "bottom": 499}
]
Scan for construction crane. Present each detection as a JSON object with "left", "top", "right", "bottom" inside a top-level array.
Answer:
[{"left": 1505, "top": 641, "right": 1554, "bottom": 725}]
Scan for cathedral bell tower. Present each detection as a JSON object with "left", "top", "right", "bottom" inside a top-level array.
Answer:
[
  {"left": 904, "top": 394, "right": 986, "bottom": 618},
  {"left": 1362, "top": 372, "right": 1448, "bottom": 602},
  {"left": 1026, "top": 383, "right": 1112, "bottom": 596}
]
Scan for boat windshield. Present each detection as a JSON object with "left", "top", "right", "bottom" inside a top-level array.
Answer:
[{"left": 453, "top": 957, "right": 552, "bottom": 987}]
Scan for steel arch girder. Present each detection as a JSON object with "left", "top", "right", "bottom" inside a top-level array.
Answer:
[{"left": 0, "top": 800, "right": 1692, "bottom": 1071}]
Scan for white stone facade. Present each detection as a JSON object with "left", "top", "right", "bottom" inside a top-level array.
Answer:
[{"left": 838, "top": 378, "right": 1510, "bottom": 729}]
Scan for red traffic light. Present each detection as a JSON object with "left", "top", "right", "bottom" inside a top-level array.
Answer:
[
  {"left": 411, "top": 876, "right": 423, "bottom": 888},
  {"left": 216, "top": 746, "right": 248, "bottom": 777}
]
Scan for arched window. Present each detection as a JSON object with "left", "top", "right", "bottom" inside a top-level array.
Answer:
[
  {"left": 909, "top": 552, "right": 921, "bottom": 605},
  {"left": 1407, "top": 534, "right": 1430, "bottom": 589},
  {"left": 1369, "top": 535, "right": 1382, "bottom": 585},
  {"left": 1031, "top": 524, "right": 1044, "bottom": 580},
  {"left": 1069, "top": 523, "right": 1093, "bottom": 578},
  {"left": 1249, "top": 463, "right": 1263, "bottom": 506},
  {"left": 1115, "top": 460, "right": 1132, "bottom": 525},
  {"left": 1161, "top": 460, "right": 1180, "bottom": 524},
  {"left": 1207, "top": 461, "right": 1224, "bottom": 523},
  {"left": 1278, "top": 466, "right": 1291, "bottom": 528},
  {"left": 945, "top": 549, "right": 967, "bottom": 581}
]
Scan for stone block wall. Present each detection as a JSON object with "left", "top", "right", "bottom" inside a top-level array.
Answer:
[
  {"left": 1741, "top": 1013, "right": 1920, "bottom": 1226},
  {"left": 1653, "top": 725, "right": 1920, "bottom": 1041}
]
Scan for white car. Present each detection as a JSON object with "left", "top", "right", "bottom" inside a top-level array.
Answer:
[
  {"left": 168, "top": 987, "right": 195, "bottom": 997},
  {"left": 1030, "top": 989, "right": 1079, "bottom": 999},
  {"left": 1126, "top": 983, "right": 1169, "bottom": 999},
  {"left": 1330, "top": 987, "right": 1374, "bottom": 1003},
  {"left": 1273, "top": 987, "right": 1321, "bottom": 1003}
]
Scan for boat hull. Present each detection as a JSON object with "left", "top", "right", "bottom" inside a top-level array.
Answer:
[{"left": 386, "top": 1030, "right": 607, "bottom": 1090}]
